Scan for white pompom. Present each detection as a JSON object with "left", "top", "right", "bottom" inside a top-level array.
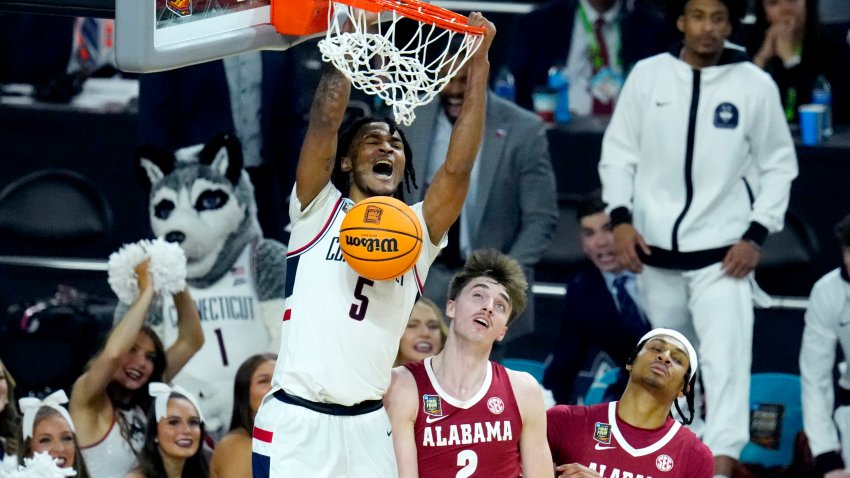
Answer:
[
  {"left": 146, "top": 238, "right": 187, "bottom": 296},
  {"left": 107, "top": 239, "right": 187, "bottom": 304},
  {"left": 107, "top": 242, "right": 147, "bottom": 305},
  {"left": 0, "top": 452, "right": 77, "bottom": 477}
]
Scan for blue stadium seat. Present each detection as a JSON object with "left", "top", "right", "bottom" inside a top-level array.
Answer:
[
  {"left": 584, "top": 367, "right": 622, "bottom": 406},
  {"left": 500, "top": 358, "right": 547, "bottom": 384},
  {"left": 740, "top": 373, "right": 803, "bottom": 469}
]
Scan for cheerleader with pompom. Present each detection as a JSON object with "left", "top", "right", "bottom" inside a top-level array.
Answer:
[
  {"left": 69, "top": 241, "right": 205, "bottom": 478},
  {"left": 15, "top": 391, "right": 88, "bottom": 478}
]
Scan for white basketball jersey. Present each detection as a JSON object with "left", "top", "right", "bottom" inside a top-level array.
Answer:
[
  {"left": 161, "top": 240, "right": 270, "bottom": 432},
  {"left": 274, "top": 183, "right": 443, "bottom": 405}
]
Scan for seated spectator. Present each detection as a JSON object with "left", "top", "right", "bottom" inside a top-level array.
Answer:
[
  {"left": 509, "top": 0, "right": 674, "bottom": 116},
  {"left": 125, "top": 384, "right": 208, "bottom": 478},
  {"left": 547, "top": 328, "right": 714, "bottom": 477},
  {"left": 800, "top": 214, "right": 850, "bottom": 478},
  {"left": 393, "top": 297, "right": 448, "bottom": 367},
  {"left": 210, "top": 353, "right": 276, "bottom": 478},
  {"left": 70, "top": 260, "right": 204, "bottom": 478},
  {"left": 0, "top": 360, "right": 19, "bottom": 468},
  {"left": 17, "top": 391, "right": 90, "bottom": 477},
  {"left": 747, "top": 0, "right": 850, "bottom": 124},
  {"left": 542, "top": 194, "right": 651, "bottom": 405}
]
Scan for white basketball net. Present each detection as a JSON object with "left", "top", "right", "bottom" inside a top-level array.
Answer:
[{"left": 318, "top": 1, "right": 483, "bottom": 126}]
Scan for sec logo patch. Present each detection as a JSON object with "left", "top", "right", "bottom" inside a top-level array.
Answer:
[
  {"left": 487, "top": 397, "right": 505, "bottom": 414},
  {"left": 656, "top": 454, "right": 674, "bottom": 472}
]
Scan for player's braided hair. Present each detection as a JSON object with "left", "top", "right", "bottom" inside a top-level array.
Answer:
[
  {"left": 626, "top": 339, "right": 697, "bottom": 425},
  {"left": 332, "top": 116, "right": 418, "bottom": 202}
]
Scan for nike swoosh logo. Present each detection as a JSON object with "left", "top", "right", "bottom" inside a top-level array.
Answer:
[
  {"left": 386, "top": 430, "right": 392, "bottom": 436},
  {"left": 595, "top": 443, "right": 616, "bottom": 450},
  {"left": 425, "top": 415, "right": 449, "bottom": 424},
  {"left": 655, "top": 101, "right": 670, "bottom": 107}
]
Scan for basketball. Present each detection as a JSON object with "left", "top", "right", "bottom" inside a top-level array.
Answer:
[{"left": 339, "top": 196, "right": 423, "bottom": 281}]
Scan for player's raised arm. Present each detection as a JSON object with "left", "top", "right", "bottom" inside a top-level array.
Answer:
[
  {"left": 295, "top": 63, "right": 351, "bottom": 209},
  {"left": 422, "top": 12, "right": 495, "bottom": 244}
]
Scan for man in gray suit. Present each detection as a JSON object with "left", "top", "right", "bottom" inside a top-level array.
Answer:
[{"left": 403, "top": 57, "right": 558, "bottom": 353}]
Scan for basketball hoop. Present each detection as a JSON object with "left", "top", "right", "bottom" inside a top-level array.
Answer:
[{"left": 274, "top": 0, "right": 485, "bottom": 126}]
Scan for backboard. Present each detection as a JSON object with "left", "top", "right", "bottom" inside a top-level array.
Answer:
[{"left": 115, "top": 0, "right": 318, "bottom": 73}]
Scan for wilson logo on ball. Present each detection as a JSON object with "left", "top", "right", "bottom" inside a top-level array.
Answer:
[
  {"left": 339, "top": 196, "right": 423, "bottom": 281},
  {"left": 344, "top": 236, "right": 400, "bottom": 253}
]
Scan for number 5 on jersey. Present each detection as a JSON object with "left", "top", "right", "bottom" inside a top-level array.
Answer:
[{"left": 349, "top": 276, "right": 375, "bottom": 321}]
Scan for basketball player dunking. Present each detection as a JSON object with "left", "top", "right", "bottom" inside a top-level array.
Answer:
[
  {"left": 251, "top": 12, "right": 496, "bottom": 478},
  {"left": 385, "top": 249, "right": 552, "bottom": 478},
  {"left": 547, "top": 329, "right": 714, "bottom": 478}
]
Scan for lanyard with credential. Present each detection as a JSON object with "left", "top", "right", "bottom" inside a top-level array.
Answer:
[{"left": 577, "top": 2, "right": 622, "bottom": 70}]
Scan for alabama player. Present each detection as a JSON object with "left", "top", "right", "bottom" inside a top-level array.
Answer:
[
  {"left": 251, "top": 13, "right": 497, "bottom": 478},
  {"left": 385, "top": 249, "right": 552, "bottom": 478},
  {"left": 547, "top": 329, "right": 713, "bottom": 478}
]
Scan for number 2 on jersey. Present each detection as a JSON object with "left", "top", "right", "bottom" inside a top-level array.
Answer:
[
  {"left": 456, "top": 450, "right": 478, "bottom": 478},
  {"left": 349, "top": 276, "right": 375, "bottom": 321}
]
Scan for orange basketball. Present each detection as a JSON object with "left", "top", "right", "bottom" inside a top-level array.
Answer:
[{"left": 339, "top": 196, "right": 423, "bottom": 281}]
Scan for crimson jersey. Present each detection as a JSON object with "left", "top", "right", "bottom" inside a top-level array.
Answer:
[
  {"left": 406, "top": 357, "right": 523, "bottom": 478},
  {"left": 547, "top": 402, "right": 714, "bottom": 478}
]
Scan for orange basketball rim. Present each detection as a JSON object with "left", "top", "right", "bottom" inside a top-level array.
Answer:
[{"left": 272, "top": 0, "right": 486, "bottom": 36}]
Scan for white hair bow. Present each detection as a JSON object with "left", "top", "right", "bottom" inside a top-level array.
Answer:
[
  {"left": 19, "top": 390, "right": 75, "bottom": 440},
  {"left": 148, "top": 382, "right": 204, "bottom": 424}
]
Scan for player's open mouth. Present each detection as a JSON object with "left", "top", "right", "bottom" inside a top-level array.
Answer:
[
  {"left": 473, "top": 318, "right": 490, "bottom": 328},
  {"left": 414, "top": 341, "right": 433, "bottom": 353},
  {"left": 373, "top": 160, "right": 393, "bottom": 178}
]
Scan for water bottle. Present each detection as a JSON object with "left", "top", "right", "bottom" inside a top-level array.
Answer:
[
  {"left": 493, "top": 66, "right": 516, "bottom": 103},
  {"left": 547, "top": 66, "right": 570, "bottom": 124},
  {"left": 812, "top": 74, "right": 833, "bottom": 137}
]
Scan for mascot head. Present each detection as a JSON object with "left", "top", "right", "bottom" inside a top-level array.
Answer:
[{"left": 136, "top": 133, "right": 261, "bottom": 286}]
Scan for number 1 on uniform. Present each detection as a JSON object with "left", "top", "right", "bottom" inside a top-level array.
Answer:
[{"left": 214, "top": 327, "right": 229, "bottom": 366}]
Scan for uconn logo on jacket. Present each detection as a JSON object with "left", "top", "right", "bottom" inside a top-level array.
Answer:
[{"left": 713, "top": 102, "right": 739, "bottom": 129}]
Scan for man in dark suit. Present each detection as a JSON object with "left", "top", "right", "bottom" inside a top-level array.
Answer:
[
  {"left": 543, "top": 194, "right": 651, "bottom": 404},
  {"left": 508, "top": 0, "right": 674, "bottom": 115},
  {"left": 403, "top": 52, "right": 559, "bottom": 355},
  {"left": 138, "top": 50, "right": 307, "bottom": 242}
]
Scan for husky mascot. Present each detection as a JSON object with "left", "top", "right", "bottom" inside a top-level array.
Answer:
[{"left": 129, "top": 133, "right": 286, "bottom": 436}]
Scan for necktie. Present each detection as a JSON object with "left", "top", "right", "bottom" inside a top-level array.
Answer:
[
  {"left": 613, "top": 275, "right": 648, "bottom": 339},
  {"left": 592, "top": 18, "right": 614, "bottom": 115},
  {"left": 76, "top": 17, "right": 100, "bottom": 73}
]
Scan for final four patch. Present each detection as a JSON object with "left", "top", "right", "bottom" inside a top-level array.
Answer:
[
  {"left": 423, "top": 394, "right": 443, "bottom": 416},
  {"left": 593, "top": 422, "right": 612, "bottom": 444},
  {"left": 713, "top": 102, "right": 739, "bottom": 129}
]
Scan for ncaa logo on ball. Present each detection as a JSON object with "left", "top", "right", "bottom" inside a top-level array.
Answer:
[
  {"left": 487, "top": 397, "right": 505, "bottom": 415},
  {"left": 656, "top": 454, "right": 674, "bottom": 472},
  {"left": 363, "top": 205, "right": 384, "bottom": 224}
]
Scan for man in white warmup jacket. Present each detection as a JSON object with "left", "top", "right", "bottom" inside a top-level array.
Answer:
[
  {"left": 801, "top": 214, "right": 850, "bottom": 478},
  {"left": 598, "top": 0, "right": 798, "bottom": 476}
]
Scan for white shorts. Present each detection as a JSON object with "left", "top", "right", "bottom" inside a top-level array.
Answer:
[{"left": 252, "top": 389, "right": 398, "bottom": 478}]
